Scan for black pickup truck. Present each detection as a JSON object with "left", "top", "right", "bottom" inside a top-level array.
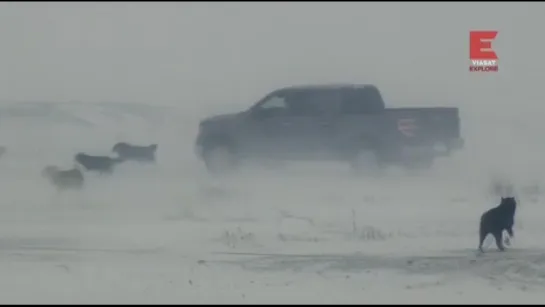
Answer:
[{"left": 195, "top": 84, "right": 464, "bottom": 174}]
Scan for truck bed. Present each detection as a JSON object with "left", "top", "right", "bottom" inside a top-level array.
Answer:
[{"left": 383, "top": 107, "right": 461, "bottom": 144}]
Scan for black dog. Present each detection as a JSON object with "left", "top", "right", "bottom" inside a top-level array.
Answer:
[
  {"left": 112, "top": 142, "right": 157, "bottom": 163},
  {"left": 478, "top": 196, "right": 517, "bottom": 253},
  {"left": 42, "top": 165, "right": 84, "bottom": 191},
  {"left": 75, "top": 153, "right": 123, "bottom": 174}
]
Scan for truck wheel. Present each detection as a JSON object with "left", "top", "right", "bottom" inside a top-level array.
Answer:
[
  {"left": 349, "top": 149, "right": 384, "bottom": 176},
  {"left": 202, "top": 144, "right": 238, "bottom": 174}
]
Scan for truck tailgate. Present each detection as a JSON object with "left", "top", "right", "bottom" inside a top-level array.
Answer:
[{"left": 384, "top": 107, "right": 461, "bottom": 143}]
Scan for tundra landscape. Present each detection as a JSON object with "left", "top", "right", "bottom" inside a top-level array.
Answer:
[{"left": 0, "top": 2, "right": 544, "bottom": 304}]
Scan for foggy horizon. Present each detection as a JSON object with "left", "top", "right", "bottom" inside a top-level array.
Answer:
[{"left": 1, "top": 2, "right": 541, "bottom": 107}]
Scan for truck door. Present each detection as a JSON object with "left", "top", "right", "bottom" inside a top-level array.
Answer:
[
  {"left": 245, "top": 92, "right": 297, "bottom": 159},
  {"left": 246, "top": 89, "right": 338, "bottom": 160},
  {"left": 280, "top": 89, "right": 340, "bottom": 160}
]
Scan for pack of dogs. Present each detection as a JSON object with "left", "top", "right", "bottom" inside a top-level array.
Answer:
[
  {"left": 35, "top": 140, "right": 523, "bottom": 253},
  {"left": 42, "top": 142, "right": 158, "bottom": 192}
]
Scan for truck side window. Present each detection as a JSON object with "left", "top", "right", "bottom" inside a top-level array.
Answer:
[
  {"left": 341, "top": 88, "right": 384, "bottom": 114},
  {"left": 260, "top": 95, "right": 288, "bottom": 110},
  {"left": 287, "top": 90, "right": 339, "bottom": 116},
  {"left": 254, "top": 94, "right": 290, "bottom": 118}
]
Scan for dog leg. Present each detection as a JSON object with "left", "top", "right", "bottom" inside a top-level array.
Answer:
[
  {"left": 493, "top": 231, "right": 505, "bottom": 251},
  {"left": 506, "top": 226, "right": 514, "bottom": 238},
  {"left": 504, "top": 226, "right": 514, "bottom": 246},
  {"left": 478, "top": 224, "right": 487, "bottom": 253}
]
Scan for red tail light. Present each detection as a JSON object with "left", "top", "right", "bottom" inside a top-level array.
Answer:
[{"left": 397, "top": 118, "right": 417, "bottom": 137}]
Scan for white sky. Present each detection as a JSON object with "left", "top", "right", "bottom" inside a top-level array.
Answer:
[{"left": 0, "top": 2, "right": 542, "bottom": 113}]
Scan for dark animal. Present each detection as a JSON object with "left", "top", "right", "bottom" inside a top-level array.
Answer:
[
  {"left": 478, "top": 196, "right": 517, "bottom": 253},
  {"left": 112, "top": 142, "right": 158, "bottom": 162},
  {"left": 75, "top": 153, "right": 122, "bottom": 174},
  {"left": 42, "top": 165, "right": 84, "bottom": 191}
]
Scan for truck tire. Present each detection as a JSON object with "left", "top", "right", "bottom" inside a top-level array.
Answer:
[
  {"left": 202, "top": 143, "right": 238, "bottom": 175},
  {"left": 349, "top": 149, "right": 384, "bottom": 177}
]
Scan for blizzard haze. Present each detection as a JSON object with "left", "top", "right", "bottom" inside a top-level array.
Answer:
[{"left": 0, "top": 2, "right": 544, "bottom": 304}]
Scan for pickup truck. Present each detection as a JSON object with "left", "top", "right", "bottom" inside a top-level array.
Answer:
[{"left": 195, "top": 84, "right": 464, "bottom": 174}]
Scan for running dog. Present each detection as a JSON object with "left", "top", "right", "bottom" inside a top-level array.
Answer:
[
  {"left": 478, "top": 196, "right": 517, "bottom": 253},
  {"left": 112, "top": 142, "right": 157, "bottom": 163},
  {"left": 42, "top": 165, "right": 84, "bottom": 191},
  {"left": 75, "top": 153, "right": 123, "bottom": 174}
]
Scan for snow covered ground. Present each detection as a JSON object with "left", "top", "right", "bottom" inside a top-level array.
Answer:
[{"left": 0, "top": 102, "right": 543, "bottom": 304}]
